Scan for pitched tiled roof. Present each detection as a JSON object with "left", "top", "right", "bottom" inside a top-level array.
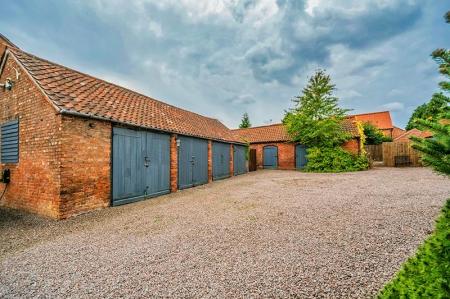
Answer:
[
  {"left": 394, "top": 128, "right": 433, "bottom": 141},
  {"left": 6, "top": 48, "right": 240, "bottom": 143},
  {"left": 392, "top": 126, "right": 406, "bottom": 139},
  {"left": 347, "top": 111, "right": 393, "bottom": 130},
  {"left": 233, "top": 124, "right": 290, "bottom": 143},
  {"left": 233, "top": 119, "right": 358, "bottom": 143},
  {"left": 0, "top": 33, "right": 18, "bottom": 49}
]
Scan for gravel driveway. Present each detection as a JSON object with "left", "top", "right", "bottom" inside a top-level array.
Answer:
[{"left": 1, "top": 168, "right": 449, "bottom": 298}]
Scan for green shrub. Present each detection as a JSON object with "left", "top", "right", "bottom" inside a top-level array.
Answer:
[
  {"left": 305, "top": 147, "right": 368, "bottom": 173},
  {"left": 378, "top": 200, "right": 450, "bottom": 298},
  {"left": 363, "top": 122, "right": 392, "bottom": 145}
]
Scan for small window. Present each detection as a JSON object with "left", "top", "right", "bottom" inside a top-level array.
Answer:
[{"left": 1, "top": 119, "right": 19, "bottom": 163}]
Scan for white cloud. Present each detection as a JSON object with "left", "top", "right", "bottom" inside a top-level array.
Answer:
[
  {"left": 242, "top": 0, "right": 279, "bottom": 27},
  {"left": 380, "top": 102, "right": 405, "bottom": 111},
  {"left": 229, "top": 94, "right": 256, "bottom": 105},
  {"left": 305, "top": 0, "right": 418, "bottom": 17},
  {"left": 148, "top": 21, "right": 163, "bottom": 38},
  {"left": 10, "top": 0, "right": 440, "bottom": 129},
  {"left": 305, "top": 0, "right": 320, "bottom": 16}
]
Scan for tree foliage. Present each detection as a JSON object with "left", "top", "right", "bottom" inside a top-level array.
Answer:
[
  {"left": 239, "top": 112, "right": 252, "bottom": 129},
  {"left": 407, "top": 25, "right": 450, "bottom": 131},
  {"left": 411, "top": 117, "right": 450, "bottom": 175},
  {"left": 406, "top": 93, "right": 449, "bottom": 130},
  {"left": 363, "top": 122, "right": 392, "bottom": 145},
  {"left": 283, "top": 70, "right": 368, "bottom": 172},
  {"left": 411, "top": 18, "right": 450, "bottom": 176},
  {"left": 283, "top": 70, "right": 351, "bottom": 148},
  {"left": 379, "top": 12, "right": 450, "bottom": 298}
]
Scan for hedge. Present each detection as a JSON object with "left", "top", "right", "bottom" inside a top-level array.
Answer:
[{"left": 378, "top": 199, "right": 450, "bottom": 298}]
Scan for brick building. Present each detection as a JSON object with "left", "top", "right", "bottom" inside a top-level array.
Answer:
[
  {"left": 233, "top": 122, "right": 360, "bottom": 170},
  {"left": 347, "top": 111, "right": 395, "bottom": 138},
  {"left": 393, "top": 128, "right": 433, "bottom": 142},
  {"left": 0, "top": 36, "right": 246, "bottom": 219}
]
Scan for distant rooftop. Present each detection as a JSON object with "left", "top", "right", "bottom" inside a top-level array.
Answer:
[
  {"left": 346, "top": 111, "right": 393, "bottom": 130},
  {"left": 233, "top": 119, "right": 358, "bottom": 143}
]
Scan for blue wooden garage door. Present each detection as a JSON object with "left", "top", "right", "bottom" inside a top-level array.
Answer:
[
  {"left": 296, "top": 144, "right": 308, "bottom": 169},
  {"left": 178, "top": 136, "right": 208, "bottom": 189},
  {"left": 233, "top": 145, "right": 247, "bottom": 175},
  {"left": 263, "top": 145, "right": 278, "bottom": 169},
  {"left": 112, "top": 127, "right": 170, "bottom": 206},
  {"left": 213, "top": 141, "right": 230, "bottom": 180}
]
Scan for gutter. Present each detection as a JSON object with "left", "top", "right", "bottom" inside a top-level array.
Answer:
[{"left": 59, "top": 109, "right": 246, "bottom": 145}]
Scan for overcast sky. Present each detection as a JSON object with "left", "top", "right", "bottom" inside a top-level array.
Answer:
[{"left": 1, "top": 1, "right": 448, "bottom": 128}]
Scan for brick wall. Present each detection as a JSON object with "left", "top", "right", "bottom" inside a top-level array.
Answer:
[
  {"left": 207, "top": 140, "right": 212, "bottom": 182},
  {"left": 0, "top": 53, "right": 250, "bottom": 218},
  {"left": 0, "top": 55, "right": 62, "bottom": 218},
  {"left": 58, "top": 116, "right": 111, "bottom": 218},
  {"left": 392, "top": 127, "right": 405, "bottom": 140},
  {"left": 342, "top": 139, "right": 360, "bottom": 155},
  {"left": 0, "top": 44, "right": 6, "bottom": 60},
  {"left": 381, "top": 128, "right": 393, "bottom": 139},
  {"left": 0, "top": 38, "right": 12, "bottom": 60},
  {"left": 250, "top": 139, "right": 361, "bottom": 170},
  {"left": 250, "top": 142, "right": 296, "bottom": 170},
  {"left": 0, "top": 56, "right": 114, "bottom": 219},
  {"left": 170, "top": 134, "right": 178, "bottom": 192}
]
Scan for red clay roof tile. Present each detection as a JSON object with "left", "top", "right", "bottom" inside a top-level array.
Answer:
[
  {"left": 347, "top": 111, "right": 393, "bottom": 130},
  {"left": 233, "top": 119, "right": 358, "bottom": 143},
  {"left": 392, "top": 126, "right": 406, "bottom": 139},
  {"left": 8, "top": 48, "right": 240, "bottom": 143},
  {"left": 394, "top": 128, "right": 433, "bottom": 141},
  {"left": 232, "top": 123, "right": 290, "bottom": 143}
]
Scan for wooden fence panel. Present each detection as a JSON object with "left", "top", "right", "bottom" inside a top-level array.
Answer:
[
  {"left": 365, "top": 144, "right": 383, "bottom": 161},
  {"left": 382, "top": 142, "right": 422, "bottom": 167}
]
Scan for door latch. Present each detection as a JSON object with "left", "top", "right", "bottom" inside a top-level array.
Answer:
[
  {"left": 1, "top": 169, "right": 10, "bottom": 184},
  {"left": 144, "top": 156, "right": 150, "bottom": 167}
]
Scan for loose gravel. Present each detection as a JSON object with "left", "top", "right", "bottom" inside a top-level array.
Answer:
[{"left": 1, "top": 168, "right": 449, "bottom": 298}]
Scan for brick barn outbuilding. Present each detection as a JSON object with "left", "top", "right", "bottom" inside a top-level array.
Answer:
[
  {"left": 233, "top": 122, "right": 360, "bottom": 170},
  {"left": 0, "top": 36, "right": 247, "bottom": 219},
  {"left": 346, "top": 111, "right": 395, "bottom": 138}
]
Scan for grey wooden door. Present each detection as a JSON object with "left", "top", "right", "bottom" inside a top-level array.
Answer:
[
  {"left": 295, "top": 144, "right": 307, "bottom": 169},
  {"left": 233, "top": 145, "right": 247, "bottom": 175},
  {"left": 263, "top": 145, "right": 278, "bottom": 169},
  {"left": 213, "top": 141, "right": 230, "bottom": 180},
  {"left": 143, "top": 132, "right": 171, "bottom": 196},
  {"left": 178, "top": 136, "right": 208, "bottom": 189},
  {"left": 112, "top": 127, "right": 170, "bottom": 206},
  {"left": 112, "top": 127, "right": 144, "bottom": 205}
]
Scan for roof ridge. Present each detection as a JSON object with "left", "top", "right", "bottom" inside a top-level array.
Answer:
[
  {"left": 394, "top": 128, "right": 424, "bottom": 140},
  {"left": 232, "top": 123, "right": 283, "bottom": 131},
  {"left": 234, "top": 117, "right": 354, "bottom": 131},
  {"left": 0, "top": 33, "right": 18, "bottom": 49},
  {"left": 10, "top": 48, "right": 222, "bottom": 123},
  {"left": 347, "top": 111, "right": 390, "bottom": 117}
]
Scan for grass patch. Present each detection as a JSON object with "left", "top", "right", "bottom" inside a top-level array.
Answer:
[{"left": 378, "top": 199, "right": 450, "bottom": 298}]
